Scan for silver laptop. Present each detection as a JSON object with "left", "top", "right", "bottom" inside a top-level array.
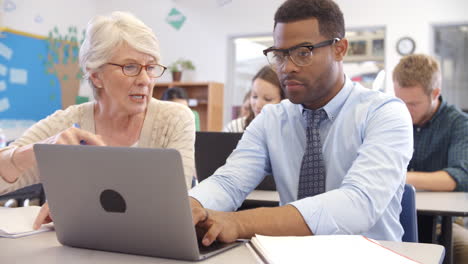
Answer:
[{"left": 34, "top": 144, "right": 243, "bottom": 261}]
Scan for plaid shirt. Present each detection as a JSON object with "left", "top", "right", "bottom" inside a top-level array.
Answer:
[{"left": 408, "top": 97, "right": 468, "bottom": 191}]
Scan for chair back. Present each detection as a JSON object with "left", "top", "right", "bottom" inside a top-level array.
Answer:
[
  {"left": 400, "top": 184, "right": 418, "bottom": 242},
  {"left": 194, "top": 132, "right": 276, "bottom": 190}
]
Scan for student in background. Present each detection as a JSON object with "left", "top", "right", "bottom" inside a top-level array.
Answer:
[
  {"left": 224, "top": 91, "right": 252, "bottom": 132},
  {"left": 224, "top": 66, "right": 285, "bottom": 132},
  {"left": 0, "top": 11, "right": 196, "bottom": 227},
  {"left": 161, "top": 87, "right": 201, "bottom": 131},
  {"left": 239, "top": 91, "right": 253, "bottom": 118},
  {"left": 189, "top": 0, "right": 412, "bottom": 246},
  {"left": 393, "top": 54, "right": 468, "bottom": 263}
]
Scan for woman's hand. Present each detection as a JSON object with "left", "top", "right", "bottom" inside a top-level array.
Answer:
[
  {"left": 1, "top": 125, "right": 106, "bottom": 188},
  {"left": 33, "top": 202, "right": 52, "bottom": 230},
  {"left": 39, "top": 126, "right": 106, "bottom": 146}
]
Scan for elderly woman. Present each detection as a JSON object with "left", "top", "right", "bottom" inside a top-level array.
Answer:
[{"left": 0, "top": 12, "right": 195, "bottom": 226}]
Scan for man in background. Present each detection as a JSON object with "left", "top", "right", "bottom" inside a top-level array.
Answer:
[{"left": 393, "top": 54, "right": 468, "bottom": 263}]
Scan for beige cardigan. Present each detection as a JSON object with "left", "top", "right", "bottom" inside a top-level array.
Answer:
[{"left": 0, "top": 98, "right": 195, "bottom": 194}]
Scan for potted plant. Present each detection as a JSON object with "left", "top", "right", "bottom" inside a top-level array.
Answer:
[{"left": 169, "top": 58, "right": 195, "bottom": 82}]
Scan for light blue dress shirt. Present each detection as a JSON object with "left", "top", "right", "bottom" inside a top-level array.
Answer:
[{"left": 189, "top": 78, "right": 413, "bottom": 241}]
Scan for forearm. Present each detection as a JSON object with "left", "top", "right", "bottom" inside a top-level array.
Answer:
[
  {"left": 0, "top": 145, "right": 36, "bottom": 183},
  {"left": 407, "top": 171, "right": 456, "bottom": 191},
  {"left": 234, "top": 205, "right": 312, "bottom": 239}
]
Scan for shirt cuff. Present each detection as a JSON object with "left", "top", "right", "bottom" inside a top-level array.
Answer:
[
  {"left": 189, "top": 180, "right": 238, "bottom": 211},
  {"left": 289, "top": 196, "right": 340, "bottom": 235},
  {"left": 443, "top": 168, "right": 467, "bottom": 191}
]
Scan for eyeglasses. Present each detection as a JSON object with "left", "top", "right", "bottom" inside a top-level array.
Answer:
[
  {"left": 107, "top": 63, "right": 167, "bottom": 78},
  {"left": 263, "top": 38, "right": 340, "bottom": 68}
]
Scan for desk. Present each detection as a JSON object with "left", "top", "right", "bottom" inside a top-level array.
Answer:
[
  {"left": 245, "top": 190, "right": 279, "bottom": 204},
  {"left": 0, "top": 232, "right": 445, "bottom": 264},
  {"left": 416, "top": 192, "right": 468, "bottom": 264},
  {"left": 241, "top": 190, "right": 279, "bottom": 210}
]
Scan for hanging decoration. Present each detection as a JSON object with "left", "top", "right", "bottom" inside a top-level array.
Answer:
[{"left": 165, "top": 8, "right": 186, "bottom": 31}]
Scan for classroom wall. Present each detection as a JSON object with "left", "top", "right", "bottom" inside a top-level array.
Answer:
[
  {"left": 3, "top": 0, "right": 467, "bottom": 127},
  {"left": 3, "top": 0, "right": 96, "bottom": 35},
  {"left": 2, "top": 0, "right": 97, "bottom": 100},
  {"left": 1, "top": 0, "right": 98, "bottom": 140},
  {"left": 94, "top": 0, "right": 467, "bottom": 123},
  {"left": 94, "top": 0, "right": 283, "bottom": 84},
  {"left": 337, "top": 0, "right": 468, "bottom": 96}
]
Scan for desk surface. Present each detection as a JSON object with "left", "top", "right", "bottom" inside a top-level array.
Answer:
[
  {"left": 246, "top": 190, "right": 280, "bottom": 202},
  {"left": 416, "top": 192, "right": 468, "bottom": 216},
  {"left": 1, "top": 232, "right": 445, "bottom": 264},
  {"left": 248, "top": 191, "right": 468, "bottom": 216}
]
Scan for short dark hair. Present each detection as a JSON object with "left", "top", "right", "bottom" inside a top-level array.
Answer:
[
  {"left": 274, "top": 0, "right": 345, "bottom": 39},
  {"left": 161, "top": 87, "right": 188, "bottom": 101}
]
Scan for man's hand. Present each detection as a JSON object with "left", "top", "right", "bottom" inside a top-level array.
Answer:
[
  {"left": 190, "top": 197, "right": 242, "bottom": 246},
  {"left": 189, "top": 198, "right": 311, "bottom": 245}
]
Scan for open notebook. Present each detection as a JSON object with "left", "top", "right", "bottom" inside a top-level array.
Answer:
[
  {"left": 249, "top": 234, "right": 420, "bottom": 264},
  {"left": 0, "top": 206, "right": 54, "bottom": 238}
]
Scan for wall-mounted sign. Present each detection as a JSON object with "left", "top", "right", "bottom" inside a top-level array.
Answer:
[{"left": 166, "top": 8, "right": 186, "bottom": 31}]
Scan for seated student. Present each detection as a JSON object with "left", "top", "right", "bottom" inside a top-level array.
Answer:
[
  {"left": 393, "top": 54, "right": 468, "bottom": 263},
  {"left": 239, "top": 91, "right": 252, "bottom": 119},
  {"left": 0, "top": 12, "right": 195, "bottom": 227},
  {"left": 224, "top": 66, "right": 285, "bottom": 132},
  {"left": 223, "top": 91, "right": 253, "bottom": 132},
  {"left": 189, "top": 0, "right": 413, "bottom": 246},
  {"left": 161, "top": 87, "right": 201, "bottom": 131}
]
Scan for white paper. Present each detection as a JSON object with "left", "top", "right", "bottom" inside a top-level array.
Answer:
[
  {"left": 252, "top": 235, "right": 419, "bottom": 264},
  {"left": 0, "top": 206, "right": 54, "bottom": 238},
  {"left": 10, "top": 68, "right": 28, "bottom": 85},
  {"left": 0, "top": 43, "right": 13, "bottom": 60},
  {"left": 0, "top": 81, "right": 6, "bottom": 91},
  {"left": 0, "top": 97, "right": 10, "bottom": 112},
  {"left": 188, "top": 98, "right": 198, "bottom": 107},
  {"left": 0, "top": 64, "right": 7, "bottom": 76}
]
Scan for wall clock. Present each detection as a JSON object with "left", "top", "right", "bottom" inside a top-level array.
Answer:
[{"left": 396, "top": 37, "right": 416, "bottom": 56}]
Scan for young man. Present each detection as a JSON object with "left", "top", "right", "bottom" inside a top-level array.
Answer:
[
  {"left": 393, "top": 54, "right": 468, "bottom": 263},
  {"left": 190, "top": 0, "right": 413, "bottom": 245}
]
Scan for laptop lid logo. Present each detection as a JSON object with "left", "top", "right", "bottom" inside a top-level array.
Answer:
[{"left": 100, "top": 189, "right": 127, "bottom": 213}]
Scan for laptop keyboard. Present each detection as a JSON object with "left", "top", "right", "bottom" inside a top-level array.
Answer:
[{"left": 198, "top": 240, "right": 232, "bottom": 255}]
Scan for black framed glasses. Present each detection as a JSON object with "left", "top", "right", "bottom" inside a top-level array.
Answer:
[
  {"left": 263, "top": 38, "right": 340, "bottom": 67},
  {"left": 107, "top": 63, "right": 167, "bottom": 78}
]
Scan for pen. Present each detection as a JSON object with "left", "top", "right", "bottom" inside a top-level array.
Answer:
[{"left": 72, "top": 123, "right": 87, "bottom": 145}]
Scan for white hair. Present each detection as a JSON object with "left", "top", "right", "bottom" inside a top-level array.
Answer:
[{"left": 79, "top": 11, "right": 161, "bottom": 94}]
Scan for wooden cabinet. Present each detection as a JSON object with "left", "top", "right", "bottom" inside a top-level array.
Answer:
[{"left": 153, "top": 82, "right": 224, "bottom": 131}]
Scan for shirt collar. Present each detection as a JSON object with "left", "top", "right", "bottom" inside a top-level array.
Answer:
[
  {"left": 298, "top": 75, "right": 354, "bottom": 122},
  {"left": 429, "top": 96, "right": 447, "bottom": 123}
]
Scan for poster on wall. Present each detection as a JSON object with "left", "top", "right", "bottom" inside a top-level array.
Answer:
[{"left": 0, "top": 28, "right": 82, "bottom": 141}]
